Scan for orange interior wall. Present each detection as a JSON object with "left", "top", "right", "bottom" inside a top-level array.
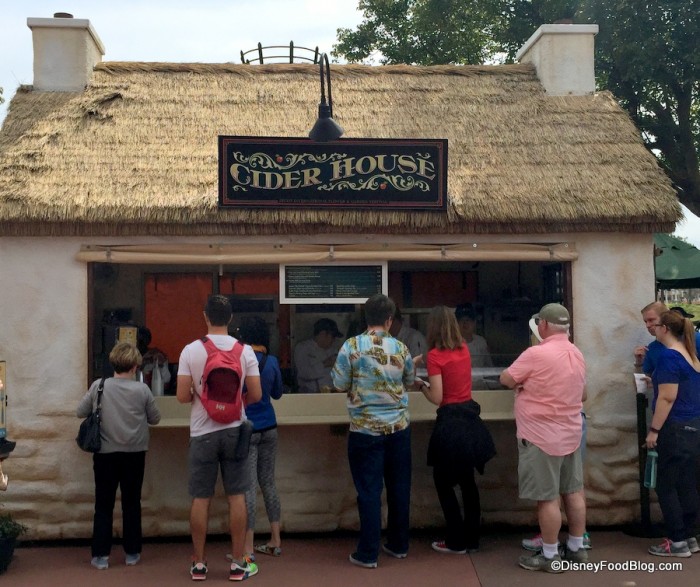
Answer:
[{"left": 144, "top": 273, "right": 213, "bottom": 362}]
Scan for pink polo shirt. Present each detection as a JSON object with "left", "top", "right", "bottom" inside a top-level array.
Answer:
[{"left": 506, "top": 333, "right": 585, "bottom": 456}]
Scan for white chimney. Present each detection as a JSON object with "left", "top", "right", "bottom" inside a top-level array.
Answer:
[
  {"left": 516, "top": 24, "right": 599, "bottom": 96},
  {"left": 27, "top": 13, "right": 105, "bottom": 92}
]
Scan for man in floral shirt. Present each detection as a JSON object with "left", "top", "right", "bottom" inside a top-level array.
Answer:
[{"left": 332, "top": 294, "right": 415, "bottom": 569}]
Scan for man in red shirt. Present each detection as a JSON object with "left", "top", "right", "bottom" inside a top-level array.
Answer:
[{"left": 500, "top": 303, "right": 588, "bottom": 573}]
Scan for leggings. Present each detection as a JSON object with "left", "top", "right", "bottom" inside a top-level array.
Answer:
[{"left": 245, "top": 428, "right": 281, "bottom": 530}]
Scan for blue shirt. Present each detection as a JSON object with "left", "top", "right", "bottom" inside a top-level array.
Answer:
[
  {"left": 652, "top": 348, "right": 700, "bottom": 423},
  {"left": 643, "top": 333, "right": 700, "bottom": 375},
  {"left": 244, "top": 351, "right": 284, "bottom": 431}
]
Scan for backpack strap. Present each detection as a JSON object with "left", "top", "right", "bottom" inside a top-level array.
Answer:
[{"left": 200, "top": 336, "right": 244, "bottom": 358}]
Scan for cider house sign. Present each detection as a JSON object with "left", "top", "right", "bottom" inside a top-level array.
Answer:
[{"left": 218, "top": 136, "right": 447, "bottom": 210}]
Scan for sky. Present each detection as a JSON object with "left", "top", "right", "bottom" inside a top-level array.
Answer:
[{"left": 1, "top": 1, "right": 699, "bottom": 247}]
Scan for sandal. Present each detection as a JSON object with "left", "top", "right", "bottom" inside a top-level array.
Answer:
[{"left": 254, "top": 544, "right": 282, "bottom": 557}]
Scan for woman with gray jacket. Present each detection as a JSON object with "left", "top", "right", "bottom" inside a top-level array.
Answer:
[{"left": 77, "top": 342, "right": 161, "bottom": 570}]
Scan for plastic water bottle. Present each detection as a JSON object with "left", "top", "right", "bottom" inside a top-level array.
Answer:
[{"left": 644, "top": 449, "right": 658, "bottom": 489}]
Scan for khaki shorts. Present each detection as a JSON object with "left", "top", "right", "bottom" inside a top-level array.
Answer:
[{"left": 517, "top": 439, "right": 583, "bottom": 501}]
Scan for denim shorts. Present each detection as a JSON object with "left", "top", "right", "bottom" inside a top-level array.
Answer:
[{"left": 188, "top": 427, "right": 251, "bottom": 498}]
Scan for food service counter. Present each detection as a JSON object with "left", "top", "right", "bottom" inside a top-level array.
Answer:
[{"left": 154, "top": 388, "right": 514, "bottom": 428}]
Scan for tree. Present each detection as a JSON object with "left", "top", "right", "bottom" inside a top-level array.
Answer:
[
  {"left": 334, "top": 0, "right": 500, "bottom": 65},
  {"left": 334, "top": 0, "right": 700, "bottom": 216},
  {"left": 583, "top": 1, "right": 700, "bottom": 217}
]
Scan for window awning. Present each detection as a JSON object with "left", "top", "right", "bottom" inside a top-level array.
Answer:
[{"left": 76, "top": 242, "right": 577, "bottom": 264}]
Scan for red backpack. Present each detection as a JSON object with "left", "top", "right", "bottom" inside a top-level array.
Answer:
[{"left": 199, "top": 336, "right": 244, "bottom": 424}]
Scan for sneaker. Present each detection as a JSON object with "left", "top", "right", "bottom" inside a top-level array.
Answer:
[
  {"left": 648, "top": 538, "right": 692, "bottom": 558},
  {"left": 91, "top": 556, "right": 109, "bottom": 570},
  {"left": 521, "top": 533, "right": 543, "bottom": 552},
  {"left": 226, "top": 553, "right": 255, "bottom": 563},
  {"left": 518, "top": 552, "right": 564, "bottom": 573},
  {"left": 583, "top": 532, "right": 592, "bottom": 550},
  {"left": 125, "top": 553, "right": 141, "bottom": 566},
  {"left": 431, "top": 540, "right": 467, "bottom": 554},
  {"left": 191, "top": 561, "right": 208, "bottom": 581},
  {"left": 349, "top": 553, "right": 377, "bottom": 568},
  {"left": 560, "top": 544, "right": 588, "bottom": 563},
  {"left": 381, "top": 544, "right": 407, "bottom": 559},
  {"left": 229, "top": 561, "right": 259, "bottom": 581},
  {"left": 687, "top": 536, "right": 700, "bottom": 553}
]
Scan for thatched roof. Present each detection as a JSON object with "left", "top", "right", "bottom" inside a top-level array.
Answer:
[{"left": 0, "top": 62, "right": 681, "bottom": 236}]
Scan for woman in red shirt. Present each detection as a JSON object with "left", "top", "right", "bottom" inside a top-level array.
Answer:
[{"left": 419, "top": 306, "right": 495, "bottom": 555}]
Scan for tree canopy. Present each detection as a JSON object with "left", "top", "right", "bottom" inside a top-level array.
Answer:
[{"left": 334, "top": 0, "right": 700, "bottom": 216}]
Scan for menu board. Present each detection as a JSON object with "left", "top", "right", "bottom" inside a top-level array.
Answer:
[{"left": 280, "top": 263, "right": 387, "bottom": 304}]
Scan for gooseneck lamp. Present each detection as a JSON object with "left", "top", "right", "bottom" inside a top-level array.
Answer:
[{"left": 308, "top": 53, "right": 344, "bottom": 142}]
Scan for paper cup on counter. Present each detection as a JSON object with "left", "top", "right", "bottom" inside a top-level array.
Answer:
[{"left": 634, "top": 373, "right": 648, "bottom": 394}]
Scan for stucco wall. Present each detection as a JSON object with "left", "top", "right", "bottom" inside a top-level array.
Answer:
[{"left": 0, "top": 233, "right": 658, "bottom": 539}]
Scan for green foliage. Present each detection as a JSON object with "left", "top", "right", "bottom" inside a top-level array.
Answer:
[
  {"left": 582, "top": 1, "right": 700, "bottom": 215},
  {"left": 0, "top": 514, "right": 26, "bottom": 540},
  {"left": 334, "top": 0, "right": 500, "bottom": 65},
  {"left": 334, "top": 0, "right": 700, "bottom": 215}
]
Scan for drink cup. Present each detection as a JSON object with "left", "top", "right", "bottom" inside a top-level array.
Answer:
[{"left": 634, "top": 373, "right": 648, "bottom": 394}]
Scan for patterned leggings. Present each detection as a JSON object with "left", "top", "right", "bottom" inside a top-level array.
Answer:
[{"left": 245, "top": 428, "right": 281, "bottom": 530}]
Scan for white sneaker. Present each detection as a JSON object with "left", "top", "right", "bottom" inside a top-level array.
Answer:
[{"left": 91, "top": 556, "right": 109, "bottom": 570}]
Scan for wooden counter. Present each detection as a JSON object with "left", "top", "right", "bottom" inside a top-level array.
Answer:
[{"left": 154, "top": 390, "right": 514, "bottom": 428}]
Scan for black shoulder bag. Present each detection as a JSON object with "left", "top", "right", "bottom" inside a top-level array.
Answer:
[{"left": 76, "top": 377, "right": 105, "bottom": 453}]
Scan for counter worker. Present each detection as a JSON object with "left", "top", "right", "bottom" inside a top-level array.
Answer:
[
  {"left": 389, "top": 308, "right": 427, "bottom": 359},
  {"left": 455, "top": 304, "right": 493, "bottom": 368},
  {"left": 294, "top": 318, "right": 344, "bottom": 393},
  {"left": 137, "top": 326, "right": 171, "bottom": 394}
]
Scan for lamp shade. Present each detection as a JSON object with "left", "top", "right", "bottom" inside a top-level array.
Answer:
[{"left": 309, "top": 103, "right": 344, "bottom": 142}]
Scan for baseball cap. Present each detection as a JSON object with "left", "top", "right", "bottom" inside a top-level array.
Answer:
[
  {"left": 533, "top": 303, "right": 570, "bottom": 326},
  {"left": 670, "top": 306, "right": 695, "bottom": 318},
  {"left": 313, "top": 318, "right": 343, "bottom": 337}
]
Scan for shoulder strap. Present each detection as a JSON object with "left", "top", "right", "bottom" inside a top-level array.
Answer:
[
  {"left": 201, "top": 336, "right": 217, "bottom": 354},
  {"left": 95, "top": 376, "right": 106, "bottom": 413},
  {"left": 257, "top": 353, "right": 269, "bottom": 374},
  {"left": 201, "top": 336, "right": 243, "bottom": 358}
]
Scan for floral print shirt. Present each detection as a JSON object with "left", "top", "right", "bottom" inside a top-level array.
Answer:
[{"left": 332, "top": 330, "right": 414, "bottom": 435}]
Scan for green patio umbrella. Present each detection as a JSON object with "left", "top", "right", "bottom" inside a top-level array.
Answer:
[{"left": 654, "top": 233, "right": 700, "bottom": 289}]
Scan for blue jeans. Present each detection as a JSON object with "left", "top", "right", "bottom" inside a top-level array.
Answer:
[{"left": 347, "top": 427, "right": 411, "bottom": 563}]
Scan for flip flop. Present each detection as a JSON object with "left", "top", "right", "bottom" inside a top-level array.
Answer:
[{"left": 254, "top": 544, "right": 282, "bottom": 557}]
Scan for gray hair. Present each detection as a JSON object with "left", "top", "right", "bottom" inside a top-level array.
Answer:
[{"left": 549, "top": 323, "right": 570, "bottom": 336}]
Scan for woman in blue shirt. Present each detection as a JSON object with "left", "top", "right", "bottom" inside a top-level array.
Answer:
[
  {"left": 646, "top": 311, "right": 700, "bottom": 558},
  {"left": 238, "top": 316, "right": 284, "bottom": 559}
]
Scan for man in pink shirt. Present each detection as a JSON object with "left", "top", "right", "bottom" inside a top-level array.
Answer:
[{"left": 500, "top": 303, "right": 587, "bottom": 573}]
